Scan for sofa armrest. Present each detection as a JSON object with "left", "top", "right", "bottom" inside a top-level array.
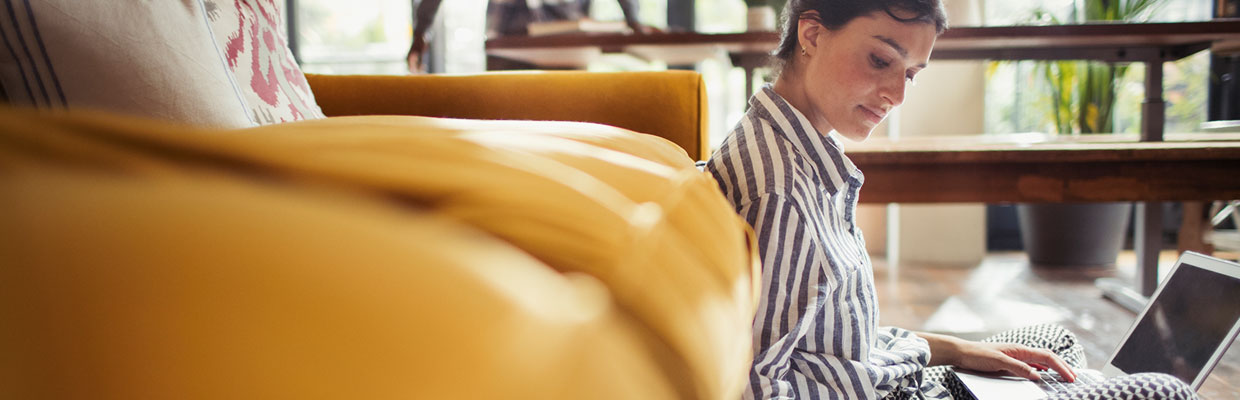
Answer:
[{"left": 305, "top": 71, "right": 709, "bottom": 160}]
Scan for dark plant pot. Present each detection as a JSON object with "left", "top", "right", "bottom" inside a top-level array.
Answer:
[{"left": 1017, "top": 202, "right": 1132, "bottom": 268}]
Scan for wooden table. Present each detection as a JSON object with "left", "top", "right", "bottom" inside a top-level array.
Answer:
[
  {"left": 848, "top": 133, "right": 1240, "bottom": 311},
  {"left": 487, "top": 20, "right": 1240, "bottom": 306},
  {"left": 846, "top": 133, "right": 1240, "bottom": 204}
]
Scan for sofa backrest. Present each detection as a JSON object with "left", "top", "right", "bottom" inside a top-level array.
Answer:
[{"left": 306, "top": 71, "right": 712, "bottom": 161}]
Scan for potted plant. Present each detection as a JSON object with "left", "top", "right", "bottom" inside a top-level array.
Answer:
[{"left": 1017, "top": 0, "right": 1165, "bottom": 268}]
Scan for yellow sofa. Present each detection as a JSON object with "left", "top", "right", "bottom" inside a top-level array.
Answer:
[
  {"left": 0, "top": 71, "right": 758, "bottom": 399},
  {"left": 306, "top": 71, "right": 711, "bottom": 161}
]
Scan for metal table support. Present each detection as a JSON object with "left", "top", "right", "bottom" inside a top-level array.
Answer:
[{"left": 1098, "top": 56, "right": 1167, "bottom": 313}]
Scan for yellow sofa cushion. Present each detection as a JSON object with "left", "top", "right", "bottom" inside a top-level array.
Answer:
[
  {"left": 0, "top": 109, "right": 758, "bottom": 399},
  {"left": 1, "top": 170, "right": 676, "bottom": 399}
]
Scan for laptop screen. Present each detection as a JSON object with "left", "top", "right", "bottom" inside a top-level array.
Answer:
[{"left": 1110, "top": 261, "right": 1240, "bottom": 382}]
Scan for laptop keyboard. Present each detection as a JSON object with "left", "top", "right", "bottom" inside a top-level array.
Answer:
[{"left": 1035, "top": 370, "right": 1103, "bottom": 394}]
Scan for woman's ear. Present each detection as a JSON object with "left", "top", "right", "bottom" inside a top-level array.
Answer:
[{"left": 797, "top": 11, "right": 825, "bottom": 56}]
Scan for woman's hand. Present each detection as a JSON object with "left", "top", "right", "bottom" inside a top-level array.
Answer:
[
  {"left": 952, "top": 341, "right": 1077, "bottom": 382},
  {"left": 626, "top": 21, "right": 662, "bottom": 35},
  {"left": 406, "top": 36, "right": 428, "bottom": 74},
  {"left": 918, "top": 332, "right": 1077, "bottom": 382}
]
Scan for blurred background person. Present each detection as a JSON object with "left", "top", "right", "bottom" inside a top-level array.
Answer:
[{"left": 407, "top": 0, "right": 655, "bottom": 72}]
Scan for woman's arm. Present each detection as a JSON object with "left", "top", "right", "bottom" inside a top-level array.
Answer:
[
  {"left": 616, "top": 0, "right": 641, "bottom": 29},
  {"left": 916, "top": 331, "right": 1077, "bottom": 382},
  {"left": 407, "top": 0, "right": 444, "bottom": 73},
  {"left": 615, "top": 0, "right": 658, "bottom": 33},
  {"left": 918, "top": 331, "right": 964, "bottom": 366}
]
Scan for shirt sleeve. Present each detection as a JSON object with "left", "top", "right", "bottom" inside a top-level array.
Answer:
[
  {"left": 872, "top": 327, "right": 936, "bottom": 396},
  {"left": 739, "top": 193, "right": 848, "bottom": 400}
]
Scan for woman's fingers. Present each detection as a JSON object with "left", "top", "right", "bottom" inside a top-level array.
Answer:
[
  {"left": 1009, "top": 347, "right": 1076, "bottom": 382},
  {"left": 958, "top": 341, "right": 1079, "bottom": 382},
  {"left": 1041, "top": 351, "right": 1077, "bottom": 382},
  {"left": 997, "top": 354, "right": 1041, "bottom": 380}
]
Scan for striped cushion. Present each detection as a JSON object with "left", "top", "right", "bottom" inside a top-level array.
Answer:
[{"left": 0, "top": 0, "right": 322, "bottom": 127}]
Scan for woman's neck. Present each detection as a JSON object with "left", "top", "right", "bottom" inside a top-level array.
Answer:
[{"left": 771, "top": 70, "right": 833, "bottom": 135}]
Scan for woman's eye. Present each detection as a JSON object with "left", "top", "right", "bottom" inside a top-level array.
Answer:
[
  {"left": 906, "top": 73, "right": 917, "bottom": 84},
  {"left": 869, "top": 54, "right": 889, "bottom": 69}
]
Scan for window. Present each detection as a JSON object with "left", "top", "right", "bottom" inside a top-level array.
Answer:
[
  {"left": 436, "top": 0, "right": 489, "bottom": 73},
  {"left": 983, "top": 0, "right": 1214, "bottom": 135},
  {"left": 696, "top": 0, "right": 750, "bottom": 150},
  {"left": 295, "top": 0, "right": 412, "bottom": 75}
]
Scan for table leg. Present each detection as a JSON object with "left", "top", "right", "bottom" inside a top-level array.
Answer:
[
  {"left": 729, "top": 53, "right": 765, "bottom": 103},
  {"left": 1136, "top": 59, "right": 1167, "bottom": 297},
  {"left": 1178, "top": 201, "right": 1212, "bottom": 254},
  {"left": 1098, "top": 58, "right": 1167, "bottom": 312},
  {"left": 1141, "top": 59, "right": 1165, "bottom": 143},
  {"left": 745, "top": 67, "right": 755, "bottom": 103},
  {"left": 1099, "top": 202, "right": 1163, "bottom": 312},
  {"left": 1134, "top": 202, "right": 1163, "bottom": 296}
]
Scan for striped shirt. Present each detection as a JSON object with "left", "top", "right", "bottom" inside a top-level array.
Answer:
[{"left": 707, "top": 86, "right": 950, "bottom": 400}]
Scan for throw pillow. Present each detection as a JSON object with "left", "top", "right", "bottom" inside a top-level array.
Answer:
[
  {"left": 0, "top": 0, "right": 256, "bottom": 128},
  {"left": 202, "top": 0, "right": 324, "bottom": 124}
]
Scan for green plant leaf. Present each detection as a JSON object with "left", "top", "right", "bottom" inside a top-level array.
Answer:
[
  {"left": 986, "top": 61, "right": 1001, "bottom": 79},
  {"left": 1020, "top": 0, "right": 1170, "bottom": 135}
]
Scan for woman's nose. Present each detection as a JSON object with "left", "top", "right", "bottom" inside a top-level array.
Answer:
[{"left": 880, "top": 73, "right": 907, "bottom": 107}]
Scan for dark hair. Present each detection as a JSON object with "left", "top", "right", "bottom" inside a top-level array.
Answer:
[{"left": 772, "top": 0, "right": 949, "bottom": 75}]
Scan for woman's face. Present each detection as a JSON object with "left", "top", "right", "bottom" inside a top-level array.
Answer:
[{"left": 796, "top": 10, "right": 937, "bottom": 141}]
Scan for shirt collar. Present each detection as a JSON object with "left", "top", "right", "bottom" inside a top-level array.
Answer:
[{"left": 748, "top": 85, "right": 862, "bottom": 193}]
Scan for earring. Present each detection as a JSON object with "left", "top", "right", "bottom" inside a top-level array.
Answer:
[{"left": 800, "top": 47, "right": 807, "bottom": 56}]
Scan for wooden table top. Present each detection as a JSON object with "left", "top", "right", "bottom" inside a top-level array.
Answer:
[
  {"left": 933, "top": 19, "right": 1240, "bottom": 60},
  {"left": 844, "top": 133, "right": 1240, "bottom": 204},
  {"left": 847, "top": 133, "right": 1240, "bottom": 163}
]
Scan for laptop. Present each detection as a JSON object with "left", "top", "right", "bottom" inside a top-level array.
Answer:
[{"left": 952, "top": 251, "right": 1240, "bottom": 400}]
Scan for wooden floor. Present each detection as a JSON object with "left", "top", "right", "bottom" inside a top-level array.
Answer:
[{"left": 872, "top": 251, "right": 1240, "bottom": 400}]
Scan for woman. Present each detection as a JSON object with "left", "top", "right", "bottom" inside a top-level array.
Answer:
[
  {"left": 405, "top": 0, "right": 650, "bottom": 73},
  {"left": 706, "top": 1, "right": 1198, "bottom": 399}
]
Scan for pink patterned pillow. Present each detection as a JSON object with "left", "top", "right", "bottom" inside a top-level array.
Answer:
[{"left": 204, "top": 0, "right": 324, "bottom": 124}]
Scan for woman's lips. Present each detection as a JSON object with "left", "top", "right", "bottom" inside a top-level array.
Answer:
[{"left": 860, "top": 106, "right": 884, "bottom": 124}]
